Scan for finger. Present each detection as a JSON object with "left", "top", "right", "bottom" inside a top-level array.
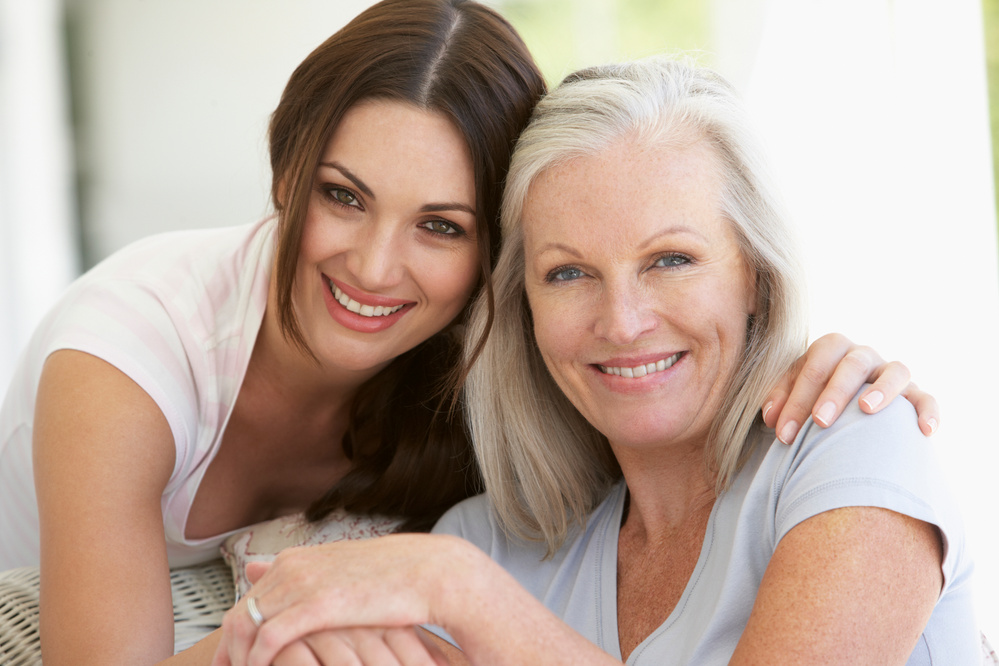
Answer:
[
  {"left": 761, "top": 366, "right": 796, "bottom": 429},
  {"left": 247, "top": 561, "right": 273, "bottom": 585},
  {"left": 856, "top": 360, "right": 911, "bottom": 414},
  {"left": 775, "top": 347, "right": 871, "bottom": 444},
  {"left": 219, "top": 597, "right": 265, "bottom": 666},
  {"left": 348, "top": 628, "right": 408, "bottom": 666},
  {"left": 766, "top": 333, "right": 852, "bottom": 437},
  {"left": 273, "top": 639, "right": 324, "bottom": 666},
  {"left": 802, "top": 346, "right": 895, "bottom": 427},
  {"left": 303, "top": 629, "right": 405, "bottom": 666},
  {"left": 901, "top": 382, "right": 941, "bottom": 436},
  {"left": 383, "top": 627, "right": 446, "bottom": 666}
]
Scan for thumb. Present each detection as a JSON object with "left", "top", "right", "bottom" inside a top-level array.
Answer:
[{"left": 246, "top": 560, "right": 273, "bottom": 585}]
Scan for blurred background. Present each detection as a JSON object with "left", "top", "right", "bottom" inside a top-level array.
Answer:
[{"left": 2, "top": 0, "right": 997, "bottom": 645}]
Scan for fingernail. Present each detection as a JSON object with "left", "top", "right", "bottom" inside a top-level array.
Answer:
[
  {"left": 762, "top": 401, "right": 773, "bottom": 421},
  {"left": 926, "top": 417, "right": 938, "bottom": 435},
  {"left": 779, "top": 420, "right": 799, "bottom": 444},
  {"left": 860, "top": 390, "right": 884, "bottom": 411},
  {"left": 814, "top": 402, "right": 835, "bottom": 427}
]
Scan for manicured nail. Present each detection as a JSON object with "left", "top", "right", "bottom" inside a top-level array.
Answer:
[
  {"left": 860, "top": 390, "right": 884, "bottom": 411},
  {"left": 814, "top": 402, "right": 836, "bottom": 427},
  {"left": 779, "top": 420, "right": 799, "bottom": 444},
  {"left": 926, "top": 417, "right": 938, "bottom": 435},
  {"left": 761, "top": 401, "right": 774, "bottom": 422}
]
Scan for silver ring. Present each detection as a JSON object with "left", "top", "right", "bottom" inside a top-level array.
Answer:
[{"left": 246, "top": 596, "right": 265, "bottom": 627}]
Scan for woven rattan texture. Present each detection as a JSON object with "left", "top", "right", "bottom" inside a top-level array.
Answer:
[{"left": 0, "top": 559, "right": 234, "bottom": 663}]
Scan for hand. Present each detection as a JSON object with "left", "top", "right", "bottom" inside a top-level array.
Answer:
[
  {"left": 762, "top": 333, "right": 940, "bottom": 444},
  {"left": 213, "top": 535, "right": 473, "bottom": 666},
  {"left": 270, "top": 627, "right": 450, "bottom": 666}
]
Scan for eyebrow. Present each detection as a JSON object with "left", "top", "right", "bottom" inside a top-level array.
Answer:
[
  {"left": 318, "top": 160, "right": 476, "bottom": 217},
  {"left": 319, "top": 161, "right": 374, "bottom": 199},
  {"left": 535, "top": 224, "right": 706, "bottom": 256}
]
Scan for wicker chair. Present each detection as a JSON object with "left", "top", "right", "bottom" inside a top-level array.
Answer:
[{"left": 0, "top": 559, "right": 235, "bottom": 665}]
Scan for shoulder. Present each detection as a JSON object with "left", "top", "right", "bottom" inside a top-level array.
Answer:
[
  {"left": 432, "top": 494, "right": 498, "bottom": 550},
  {"left": 48, "top": 219, "right": 274, "bottom": 349},
  {"left": 87, "top": 219, "right": 274, "bottom": 280},
  {"left": 759, "top": 387, "right": 968, "bottom": 583},
  {"left": 778, "top": 385, "right": 931, "bottom": 500}
]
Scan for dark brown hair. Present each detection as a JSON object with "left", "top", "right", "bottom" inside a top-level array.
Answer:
[{"left": 268, "top": 0, "right": 546, "bottom": 531}]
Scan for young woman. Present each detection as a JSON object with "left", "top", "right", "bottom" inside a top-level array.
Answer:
[
  {"left": 0, "top": 3, "right": 936, "bottom": 664},
  {"left": 213, "top": 57, "right": 971, "bottom": 666}
]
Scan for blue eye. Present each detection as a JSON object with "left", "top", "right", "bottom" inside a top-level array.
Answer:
[
  {"left": 653, "top": 253, "right": 690, "bottom": 269},
  {"left": 546, "top": 266, "right": 584, "bottom": 283}
]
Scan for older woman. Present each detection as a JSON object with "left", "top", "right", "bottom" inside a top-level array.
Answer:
[{"left": 214, "top": 56, "right": 975, "bottom": 665}]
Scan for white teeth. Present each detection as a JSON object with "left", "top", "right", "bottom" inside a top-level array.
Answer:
[
  {"left": 332, "top": 285, "right": 405, "bottom": 318},
  {"left": 599, "top": 352, "right": 681, "bottom": 378}
]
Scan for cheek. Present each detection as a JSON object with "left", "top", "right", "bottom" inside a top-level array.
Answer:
[{"left": 429, "top": 246, "right": 481, "bottom": 315}]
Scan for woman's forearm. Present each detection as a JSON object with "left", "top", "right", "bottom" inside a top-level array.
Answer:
[{"left": 214, "top": 534, "right": 619, "bottom": 666}]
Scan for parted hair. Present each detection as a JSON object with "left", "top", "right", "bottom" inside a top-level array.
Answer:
[
  {"left": 463, "top": 56, "right": 809, "bottom": 551},
  {"left": 267, "top": 0, "right": 546, "bottom": 531}
]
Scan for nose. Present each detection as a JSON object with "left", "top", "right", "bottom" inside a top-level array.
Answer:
[
  {"left": 344, "top": 219, "right": 407, "bottom": 292},
  {"left": 592, "top": 281, "right": 657, "bottom": 345}
]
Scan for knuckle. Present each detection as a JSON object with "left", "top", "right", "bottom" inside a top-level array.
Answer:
[
  {"left": 840, "top": 349, "right": 873, "bottom": 372},
  {"left": 799, "top": 361, "right": 830, "bottom": 386}
]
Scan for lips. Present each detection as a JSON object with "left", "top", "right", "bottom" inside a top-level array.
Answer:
[{"left": 322, "top": 275, "right": 412, "bottom": 333}]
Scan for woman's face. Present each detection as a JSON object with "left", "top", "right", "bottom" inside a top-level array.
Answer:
[
  {"left": 293, "top": 99, "right": 480, "bottom": 375},
  {"left": 523, "top": 136, "right": 756, "bottom": 454}
]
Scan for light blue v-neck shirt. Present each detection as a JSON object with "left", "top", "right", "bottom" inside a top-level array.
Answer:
[{"left": 433, "top": 393, "right": 978, "bottom": 664}]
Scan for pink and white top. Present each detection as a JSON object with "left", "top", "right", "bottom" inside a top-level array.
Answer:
[{"left": 0, "top": 218, "right": 276, "bottom": 570}]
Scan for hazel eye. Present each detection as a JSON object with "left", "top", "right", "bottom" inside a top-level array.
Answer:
[
  {"left": 653, "top": 253, "right": 691, "bottom": 269},
  {"left": 323, "top": 186, "right": 361, "bottom": 208},
  {"left": 421, "top": 219, "right": 463, "bottom": 236}
]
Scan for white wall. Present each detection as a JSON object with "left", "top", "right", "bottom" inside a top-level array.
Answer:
[
  {"left": 734, "top": 0, "right": 999, "bottom": 642},
  {"left": 0, "top": 0, "right": 79, "bottom": 392},
  {"left": 67, "top": 0, "right": 371, "bottom": 264}
]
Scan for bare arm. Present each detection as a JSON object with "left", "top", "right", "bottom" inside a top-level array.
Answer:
[
  {"left": 731, "top": 506, "right": 943, "bottom": 663},
  {"left": 34, "top": 350, "right": 217, "bottom": 665},
  {"left": 212, "top": 535, "right": 616, "bottom": 666}
]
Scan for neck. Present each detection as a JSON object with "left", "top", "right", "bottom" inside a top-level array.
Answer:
[{"left": 614, "top": 438, "right": 717, "bottom": 535}]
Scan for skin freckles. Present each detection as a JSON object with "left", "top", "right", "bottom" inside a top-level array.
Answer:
[{"left": 522, "top": 135, "right": 756, "bottom": 458}]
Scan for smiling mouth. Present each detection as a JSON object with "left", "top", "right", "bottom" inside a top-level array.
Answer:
[
  {"left": 598, "top": 352, "right": 683, "bottom": 378},
  {"left": 330, "top": 283, "right": 406, "bottom": 318}
]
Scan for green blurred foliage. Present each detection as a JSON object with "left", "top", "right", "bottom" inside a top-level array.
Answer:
[
  {"left": 497, "top": 0, "right": 709, "bottom": 85},
  {"left": 985, "top": 0, "right": 999, "bottom": 225}
]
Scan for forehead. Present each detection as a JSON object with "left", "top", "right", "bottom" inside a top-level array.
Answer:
[
  {"left": 521, "top": 135, "right": 727, "bottom": 243},
  {"left": 319, "top": 98, "right": 476, "bottom": 202},
  {"left": 327, "top": 99, "right": 471, "bottom": 167}
]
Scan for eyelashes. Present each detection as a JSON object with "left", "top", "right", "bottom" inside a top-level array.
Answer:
[
  {"left": 320, "top": 185, "right": 362, "bottom": 210},
  {"left": 544, "top": 252, "right": 693, "bottom": 284},
  {"left": 316, "top": 183, "right": 469, "bottom": 238}
]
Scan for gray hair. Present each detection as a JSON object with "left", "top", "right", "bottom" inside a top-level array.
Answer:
[{"left": 463, "top": 55, "right": 808, "bottom": 552}]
